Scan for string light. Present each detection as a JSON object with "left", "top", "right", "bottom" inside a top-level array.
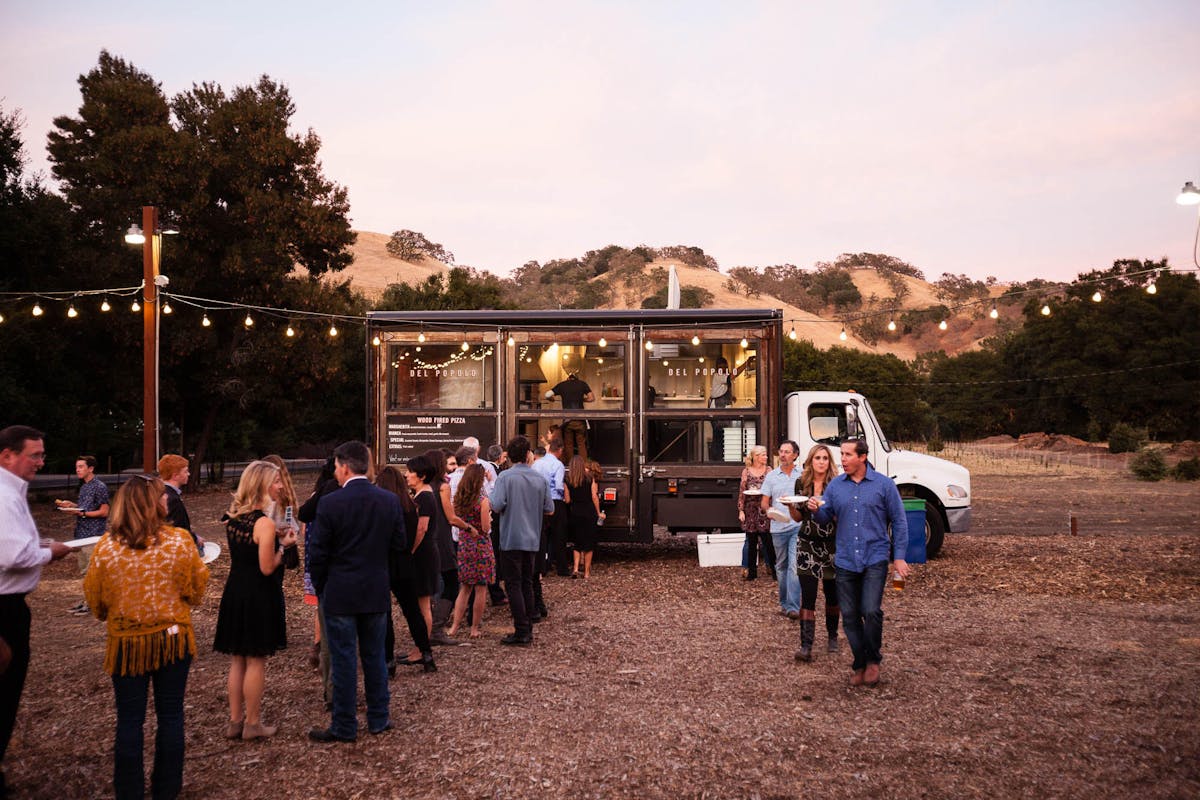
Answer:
[
  {"left": 131, "top": 299, "right": 140, "bottom": 312},
  {"left": 1146, "top": 281, "right": 1157, "bottom": 295},
  {"left": 328, "top": 324, "right": 338, "bottom": 337},
  {"left": 1091, "top": 291, "right": 1102, "bottom": 302},
  {"left": 507, "top": 335, "right": 515, "bottom": 346},
  {"left": 740, "top": 337, "right": 749, "bottom": 348},
  {"left": 201, "top": 314, "right": 211, "bottom": 327},
  {"left": 598, "top": 337, "right": 607, "bottom": 348},
  {"left": 67, "top": 305, "right": 78, "bottom": 318},
  {"left": 418, "top": 331, "right": 426, "bottom": 343},
  {"left": 0, "top": 312, "right": 4, "bottom": 324},
  {"left": 691, "top": 335, "right": 700, "bottom": 346},
  {"left": 989, "top": 306, "right": 999, "bottom": 319},
  {"left": 887, "top": 319, "right": 896, "bottom": 332},
  {"left": 839, "top": 327, "right": 847, "bottom": 341},
  {"left": 645, "top": 340, "right": 654, "bottom": 351},
  {"left": 1041, "top": 304, "right": 1051, "bottom": 316},
  {"left": 372, "top": 335, "right": 381, "bottom": 346},
  {"left": 461, "top": 340, "right": 469, "bottom": 351},
  {"left": 938, "top": 319, "right": 948, "bottom": 331},
  {"left": 32, "top": 303, "right": 43, "bottom": 317},
  {"left": 100, "top": 298, "right": 111, "bottom": 312},
  {"left": 162, "top": 302, "right": 173, "bottom": 314},
  {"left": 245, "top": 313, "right": 255, "bottom": 327},
  {"left": 285, "top": 325, "right": 295, "bottom": 337},
  {"left": 788, "top": 326, "right": 797, "bottom": 340}
]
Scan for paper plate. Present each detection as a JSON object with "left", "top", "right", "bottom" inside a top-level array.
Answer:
[
  {"left": 202, "top": 541, "right": 221, "bottom": 564},
  {"left": 64, "top": 536, "right": 102, "bottom": 549},
  {"left": 779, "top": 495, "right": 809, "bottom": 505},
  {"left": 765, "top": 507, "right": 792, "bottom": 523},
  {"left": 742, "top": 489, "right": 764, "bottom": 496},
  {"left": 57, "top": 506, "right": 82, "bottom": 513}
]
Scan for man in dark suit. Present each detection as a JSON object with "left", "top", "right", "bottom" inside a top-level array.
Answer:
[{"left": 307, "top": 441, "right": 406, "bottom": 743}]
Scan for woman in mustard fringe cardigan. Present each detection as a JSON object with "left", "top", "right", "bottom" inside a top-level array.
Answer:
[{"left": 84, "top": 473, "right": 208, "bottom": 800}]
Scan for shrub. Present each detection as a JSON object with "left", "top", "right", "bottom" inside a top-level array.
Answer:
[
  {"left": 1169, "top": 457, "right": 1200, "bottom": 482},
  {"left": 1129, "top": 448, "right": 1167, "bottom": 481},
  {"left": 926, "top": 437, "right": 945, "bottom": 453},
  {"left": 1108, "top": 423, "right": 1146, "bottom": 454}
]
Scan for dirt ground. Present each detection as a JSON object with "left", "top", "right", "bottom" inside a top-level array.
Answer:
[{"left": 6, "top": 453, "right": 1200, "bottom": 799}]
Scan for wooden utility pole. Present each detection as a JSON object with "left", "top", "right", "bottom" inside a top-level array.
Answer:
[{"left": 142, "top": 205, "right": 160, "bottom": 472}]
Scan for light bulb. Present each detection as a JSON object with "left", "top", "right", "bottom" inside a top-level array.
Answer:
[
  {"left": 598, "top": 337, "right": 607, "bottom": 348},
  {"left": 938, "top": 319, "right": 948, "bottom": 331},
  {"left": 67, "top": 305, "right": 78, "bottom": 318},
  {"left": 461, "top": 340, "right": 469, "bottom": 351},
  {"left": 597, "top": 357, "right": 604, "bottom": 364},
  {"left": 645, "top": 340, "right": 654, "bottom": 351},
  {"left": 1041, "top": 304, "right": 1051, "bottom": 316},
  {"left": 788, "top": 327, "right": 797, "bottom": 340},
  {"left": 245, "top": 314, "right": 255, "bottom": 327},
  {"left": 662, "top": 360, "right": 669, "bottom": 366},
  {"left": 698, "top": 357, "right": 705, "bottom": 363},
  {"left": 507, "top": 335, "right": 515, "bottom": 346},
  {"left": 285, "top": 325, "right": 295, "bottom": 337},
  {"left": 131, "top": 299, "right": 141, "bottom": 312},
  {"left": 887, "top": 319, "right": 896, "bottom": 332},
  {"left": 989, "top": 306, "right": 999, "bottom": 319},
  {"left": 1091, "top": 291, "right": 1102, "bottom": 302},
  {"left": 418, "top": 332, "right": 426, "bottom": 343},
  {"left": 839, "top": 328, "right": 847, "bottom": 341},
  {"left": 162, "top": 302, "right": 173, "bottom": 314},
  {"left": 100, "top": 299, "right": 111, "bottom": 312},
  {"left": 740, "top": 338, "right": 749, "bottom": 348},
  {"left": 372, "top": 335, "right": 381, "bottom": 346},
  {"left": 0, "top": 312, "right": 5, "bottom": 323},
  {"left": 329, "top": 324, "right": 339, "bottom": 337},
  {"left": 691, "top": 335, "right": 700, "bottom": 346},
  {"left": 201, "top": 315, "right": 211, "bottom": 327},
  {"left": 32, "top": 303, "right": 43, "bottom": 317},
  {"left": 1146, "top": 281, "right": 1157, "bottom": 295}
]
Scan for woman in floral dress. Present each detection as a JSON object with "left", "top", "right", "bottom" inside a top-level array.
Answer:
[
  {"left": 738, "top": 445, "right": 776, "bottom": 581},
  {"left": 446, "top": 464, "right": 494, "bottom": 638}
]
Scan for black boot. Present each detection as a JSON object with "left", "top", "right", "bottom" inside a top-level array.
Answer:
[
  {"left": 421, "top": 651, "right": 437, "bottom": 673},
  {"left": 826, "top": 608, "right": 840, "bottom": 653},
  {"left": 794, "top": 619, "right": 815, "bottom": 662}
]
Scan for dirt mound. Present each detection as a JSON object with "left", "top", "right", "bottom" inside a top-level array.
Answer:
[
  {"left": 1015, "top": 433, "right": 1105, "bottom": 453},
  {"left": 977, "top": 435, "right": 1017, "bottom": 445}
]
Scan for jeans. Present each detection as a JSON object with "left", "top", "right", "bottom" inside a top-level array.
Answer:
[
  {"left": 500, "top": 550, "right": 537, "bottom": 637},
  {"left": 111, "top": 654, "right": 191, "bottom": 800},
  {"left": 836, "top": 561, "right": 888, "bottom": 671},
  {"left": 743, "top": 531, "right": 776, "bottom": 578},
  {"left": 771, "top": 528, "right": 801, "bottom": 613},
  {"left": 324, "top": 612, "right": 390, "bottom": 738}
]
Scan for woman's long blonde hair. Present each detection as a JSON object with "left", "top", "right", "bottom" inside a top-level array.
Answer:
[
  {"left": 262, "top": 454, "right": 298, "bottom": 510},
  {"left": 228, "top": 460, "right": 280, "bottom": 518},
  {"left": 798, "top": 444, "right": 839, "bottom": 495},
  {"left": 743, "top": 444, "right": 767, "bottom": 468},
  {"left": 109, "top": 474, "right": 167, "bottom": 549}
]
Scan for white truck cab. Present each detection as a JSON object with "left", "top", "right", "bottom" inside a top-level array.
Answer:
[{"left": 785, "top": 390, "right": 971, "bottom": 557}]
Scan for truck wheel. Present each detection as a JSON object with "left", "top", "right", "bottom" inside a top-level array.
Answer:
[{"left": 924, "top": 502, "right": 945, "bottom": 558}]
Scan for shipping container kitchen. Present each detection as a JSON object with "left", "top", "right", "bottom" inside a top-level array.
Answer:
[{"left": 367, "top": 308, "right": 784, "bottom": 543}]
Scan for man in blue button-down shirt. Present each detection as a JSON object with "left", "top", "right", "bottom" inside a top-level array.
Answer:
[
  {"left": 808, "top": 438, "right": 909, "bottom": 688},
  {"left": 759, "top": 441, "right": 804, "bottom": 617}
]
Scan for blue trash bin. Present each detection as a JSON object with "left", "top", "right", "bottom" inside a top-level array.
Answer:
[{"left": 902, "top": 498, "right": 927, "bottom": 564}]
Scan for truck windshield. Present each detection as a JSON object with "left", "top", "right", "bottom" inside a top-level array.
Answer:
[{"left": 861, "top": 397, "right": 891, "bottom": 452}]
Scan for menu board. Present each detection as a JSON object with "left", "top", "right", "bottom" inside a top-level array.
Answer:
[{"left": 385, "top": 414, "right": 499, "bottom": 463}]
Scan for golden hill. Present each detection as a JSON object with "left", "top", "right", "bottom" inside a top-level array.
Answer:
[{"left": 332, "top": 233, "right": 1007, "bottom": 358}]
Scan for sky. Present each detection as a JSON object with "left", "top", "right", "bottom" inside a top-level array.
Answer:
[{"left": 2, "top": 0, "right": 1198, "bottom": 283}]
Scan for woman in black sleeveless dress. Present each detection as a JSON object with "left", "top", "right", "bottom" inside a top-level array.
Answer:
[
  {"left": 213, "top": 460, "right": 295, "bottom": 740},
  {"left": 564, "top": 456, "right": 601, "bottom": 579}
]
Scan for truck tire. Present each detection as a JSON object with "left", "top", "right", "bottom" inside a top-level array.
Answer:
[{"left": 924, "top": 502, "right": 946, "bottom": 558}]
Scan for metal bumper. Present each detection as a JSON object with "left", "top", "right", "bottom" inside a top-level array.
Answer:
[{"left": 946, "top": 506, "right": 971, "bottom": 533}]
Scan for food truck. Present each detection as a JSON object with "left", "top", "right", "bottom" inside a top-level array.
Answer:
[{"left": 367, "top": 308, "right": 783, "bottom": 543}]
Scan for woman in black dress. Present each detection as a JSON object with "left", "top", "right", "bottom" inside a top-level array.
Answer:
[
  {"left": 213, "top": 460, "right": 296, "bottom": 740},
  {"left": 377, "top": 465, "right": 436, "bottom": 673},
  {"left": 564, "top": 456, "right": 602, "bottom": 579},
  {"left": 399, "top": 456, "right": 441, "bottom": 664}
]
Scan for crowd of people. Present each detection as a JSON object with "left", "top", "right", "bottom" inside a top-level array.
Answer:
[{"left": 0, "top": 422, "right": 910, "bottom": 798}]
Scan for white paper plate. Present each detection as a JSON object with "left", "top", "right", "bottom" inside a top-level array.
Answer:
[
  {"left": 57, "top": 506, "right": 82, "bottom": 513},
  {"left": 765, "top": 507, "right": 792, "bottom": 523},
  {"left": 779, "top": 495, "right": 808, "bottom": 505},
  {"left": 742, "top": 489, "right": 764, "bottom": 496},
  {"left": 64, "top": 535, "right": 101, "bottom": 549},
  {"left": 202, "top": 541, "right": 221, "bottom": 564}
]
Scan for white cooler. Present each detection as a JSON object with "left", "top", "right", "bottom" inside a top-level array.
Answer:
[{"left": 696, "top": 532, "right": 746, "bottom": 567}]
